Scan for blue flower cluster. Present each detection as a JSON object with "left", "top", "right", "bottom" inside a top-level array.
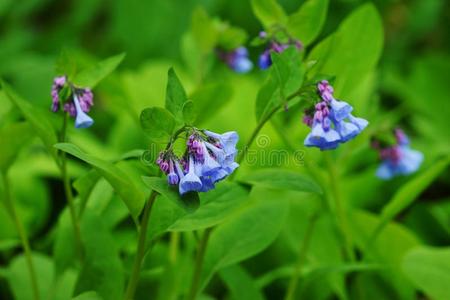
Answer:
[
  {"left": 157, "top": 130, "right": 239, "bottom": 195},
  {"left": 303, "top": 80, "right": 368, "bottom": 150},
  {"left": 51, "top": 75, "right": 94, "bottom": 129},
  {"left": 218, "top": 47, "right": 253, "bottom": 74},
  {"left": 373, "top": 129, "right": 423, "bottom": 180}
]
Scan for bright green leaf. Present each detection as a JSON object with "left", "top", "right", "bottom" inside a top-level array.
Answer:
[
  {"left": 140, "top": 107, "right": 176, "bottom": 142},
  {"left": 54, "top": 143, "right": 145, "bottom": 221},
  {"left": 191, "top": 7, "right": 218, "bottom": 54},
  {"left": 287, "top": 0, "right": 329, "bottom": 45},
  {"left": 165, "top": 68, "right": 189, "bottom": 122},
  {"left": 251, "top": 0, "right": 287, "bottom": 29},
  {"left": 72, "top": 53, "right": 125, "bottom": 88}
]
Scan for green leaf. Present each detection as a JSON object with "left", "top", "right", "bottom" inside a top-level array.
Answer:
[
  {"left": 73, "top": 291, "right": 103, "bottom": 300},
  {"left": 169, "top": 182, "right": 249, "bottom": 231},
  {"left": 255, "top": 47, "right": 304, "bottom": 122},
  {"left": 191, "top": 7, "right": 218, "bottom": 53},
  {"left": 54, "top": 143, "right": 145, "bottom": 221},
  {"left": 2, "top": 83, "right": 59, "bottom": 162},
  {"left": 142, "top": 176, "right": 200, "bottom": 213},
  {"left": 190, "top": 82, "right": 233, "bottom": 125},
  {"left": 182, "top": 100, "right": 197, "bottom": 125},
  {"left": 72, "top": 53, "right": 125, "bottom": 88},
  {"left": 217, "top": 26, "right": 248, "bottom": 50},
  {"left": 200, "top": 189, "right": 289, "bottom": 290},
  {"left": 402, "top": 246, "right": 450, "bottom": 300},
  {"left": 241, "top": 168, "right": 322, "bottom": 194},
  {"left": 287, "top": 0, "right": 329, "bottom": 46},
  {"left": 140, "top": 107, "right": 176, "bottom": 142},
  {"left": 75, "top": 211, "right": 124, "bottom": 300},
  {"left": 165, "top": 68, "right": 189, "bottom": 122},
  {"left": 307, "top": 3, "right": 383, "bottom": 100},
  {"left": 0, "top": 122, "right": 33, "bottom": 171},
  {"left": 220, "top": 265, "right": 264, "bottom": 300},
  {"left": 251, "top": 0, "right": 287, "bottom": 29},
  {"left": 375, "top": 155, "right": 450, "bottom": 238},
  {"left": 73, "top": 169, "right": 101, "bottom": 216}
]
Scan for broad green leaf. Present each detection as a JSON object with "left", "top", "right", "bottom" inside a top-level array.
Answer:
[
  {"left": 169, "top": 182, "right": 249, "bottom": 231},
  {"left": 200, "top": 189, "right": 289, "bottom": 291},
  {"left": 375, "top": 155, "right": 450, "bottom": 239},
  {"left": 54, "top": 143, "right": 145, "bottom": 220},
  {"left": 141, "top": 176, "right": 199, "bottom": 212},
  {"left": 182, "top": 100, "right": 197, "bottom": 125},
  {"left": 75, "top": 211, "right": 124, "bottom": 300},
  {"left": 287, "top": 0, "right": 329, "bottom": 46},
  {"left": 402, "top": 246, "right": 450, "bottom": 300},
  {"left": 191, "top": 7, "right": 218, "bottom": 53},
  {"left": 73, "top": 291, "right": 103, "bottom": 300},
  {"left": 251, "top": 0, "right": 287, "bottom": 29},
  {"left": 220, "top": 265, "right": 264, "bottom": 300},
  {"left": 2, "top": 82, "right": 59, "bottom": 162},
  {"left": 165, "top": 68, "right": 189, "bottom": 122},
  {"left": 140, "top": 107, "right": 176, "bottom": 142},
  {"left": 255, "top": 47, "right": 304, "bottom": 122},
  {"left": 307, "top": 3, "right": 383, "bottom": 101},
  {"left": 72, "top": 53, "right": 125, "bottom": 88},
  {"left": 241, "top": 168, "right": 322, "bottom": 194},
  {"left": 190, "top": 82, "right": 233, "bottom": 125},
  {"left": 73, "top": 169, "right": 101, "bottom": 216},
  {"left": 0, "top": 122, "right": 33, "bottom": 171}
]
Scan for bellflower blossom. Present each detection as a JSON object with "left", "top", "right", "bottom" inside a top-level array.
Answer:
[
  {"left": 373, "top": 129, "right": 423, "bottom": 180},
  {"left": 258, "top": 31, "right": 303, "bottom": 70},
  {"left": 303, "top": 80, "right": 368, "bottom": 150},
  {"left": 51, "top": 75, "right": 94, "bottom": 128},
  {"left": 157, "top": 129, "right": 239, "bottom": 195},
  {"left": 218, "top": 47, "right": 253, "bottom": 73}
]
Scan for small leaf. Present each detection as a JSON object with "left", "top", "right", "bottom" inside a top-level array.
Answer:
[
  {"left": 191, "top": 7, "right": 218, "bottom": 53},
  {"left": 2, "top": 83, "right": 59, "bottom": 162},
  {"left": 241, "top": 168, "right": 322, "bottom": 194},
  {"left": 140, "top": 107, "right": 176, "bottom": 142},
  {"left": 54, "top": 143, "right": 145, "bottom": 220},
  {"left": 287, "top": 0, "right": 329, "bottom": 46},
  {"left": 165, "top": 68, "right": 189, "bottom": 122},
  {"left": 182, "top": 100, "right": 197, "bottom": 125},
  {"left": 72, "top": 53, "right": 125, "bottom": 88},
  {"left": 251, "top": 0, "right": 288, "bottom": 29},
  {"left": 142, "top": 176, "right": 200, "bottom": 213},
  {"left": 190, "top": 82, "right": 233, "bottom": 125},
  {"left": 0, "top": 122, "right": 33, "bottom": 171},
  {"left": 402, "top": 246, "right": 450, "bottom": 300}
]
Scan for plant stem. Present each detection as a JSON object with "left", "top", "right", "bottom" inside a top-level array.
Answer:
[
  {"left": 59, "top": 113, "right": 83, "bottom": 260},
  {"left": 325, "top": 154, "right": 355, "bottom": 262},
  {"left": 284, "top": 213, "right": 318, "bottom": 300},
  {"left": 124, "top": 191, "right": 157, "bottom": 300},
  {"left": 187, "top": 227, "right": 212, "bottom": 300},
  {"left": 1, "top": 173, "right": 40, "bottom": 300},
  {"left": 169, "top": 231, "right": 180, "bottom": 264}
]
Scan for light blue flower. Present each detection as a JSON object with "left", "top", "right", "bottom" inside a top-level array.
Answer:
[
  {"left": 73, "top": 94, "right": 94, "bottom": 129},
  {"left": 330, "top": 98, "right": 353, "bottom": 122},
  {"left": 335, "top": 120, "right": 360, "bottom": 142},
  {"left": 304, "top": 120, "right": 341, "bottom": 150},
  {"left": 179, "top": 156, "right": 202, "bottom": 195},
  {"left": 348, "top": 114, "right": 368, "bottom": 131}
]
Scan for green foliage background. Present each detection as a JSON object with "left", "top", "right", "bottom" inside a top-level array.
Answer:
[{"left": 0, "top": 0, "right": 449, "bottom": 299}]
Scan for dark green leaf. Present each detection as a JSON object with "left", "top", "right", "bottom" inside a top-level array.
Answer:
[
  {"left": 165, "top": 68, "right": 189, "bottom": 122},
  {"left": 54, "top": 143, "right": 145, "bottom": 221},
  {"left": 72, "top": 53, "right": 125, "bottom": 88},
  {"left": 241, "top": 168, "right": 322, "bottom": 194},
  {"left": 402, "top": 246, "right": 450, "bottom": 300},
  {"left": 140, "top": 107, "right": 176, "bottom": 142},
  {"left": 182, "top": 100, "right": 197, "bottom": 125},
  {"left": 142, "top": 176, "right": 199, "bottom": 213},
  {"left": 251, "top": 0, "right": 287, "bottom": 29},
  {"left": 287, "top": 0, "right": 329, "bottom": 46}
]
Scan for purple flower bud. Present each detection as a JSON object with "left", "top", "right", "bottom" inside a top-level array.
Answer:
[{"left": 259, "top": 31, "right": 267, "bottom": 38}]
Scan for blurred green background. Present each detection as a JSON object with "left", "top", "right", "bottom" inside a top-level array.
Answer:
[{"left": 0, "top": 0, "right": 449, "bottom": 299}]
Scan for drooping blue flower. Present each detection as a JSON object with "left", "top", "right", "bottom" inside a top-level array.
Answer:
[
  {"left": 302, "top": 80, "right": 368, "bottom": 150},
  {"left": 73, "top": 94, "right": 94, "bottom": 129},
  {"left": 179, "top": 156, "right": 203, "bottom": 195},
  {"left": 373, "top": 130, "right": 423, "bottom": 180}
]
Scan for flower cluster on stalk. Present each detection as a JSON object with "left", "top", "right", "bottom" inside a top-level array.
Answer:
[
  {"left": 371, "top": 128, "right": 423, "bottom": 179},
  {"left": 257, "top": 31, "right": 303, "bottom": 70},
  {"left": 157, "top": 129, "right": 239, "bottom": 195},
  {"left": 51, "top": 75, "right": 94, "bottom": 128},
  {"left": 302, "top": 80, "right": 368, "bottom": 150},
  {"left": 217, "top": 47, "right": 253, "bottom": 73}
]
